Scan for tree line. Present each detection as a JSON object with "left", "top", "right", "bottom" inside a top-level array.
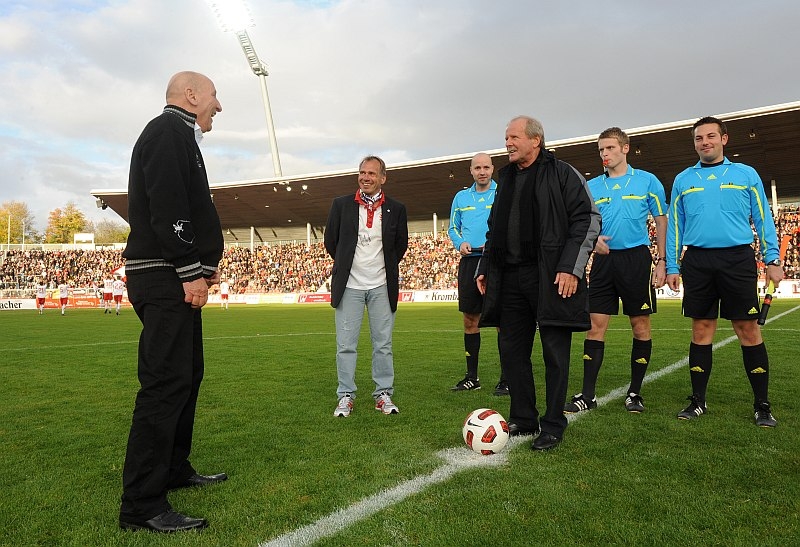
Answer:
[{"left": 0, "top": 201, "right": 130, "bottom": 245}]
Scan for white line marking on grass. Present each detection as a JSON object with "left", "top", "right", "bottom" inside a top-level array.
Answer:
[
  {"left": 259, "top": 449, "right": 507, "bottom": 547},
  {"left": 258, "top": 304, "right": 800, "bottom": 546}
]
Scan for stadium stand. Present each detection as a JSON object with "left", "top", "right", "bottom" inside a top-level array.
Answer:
[{"left": 1, "top": 212, "right": 798, "bottom": 296}]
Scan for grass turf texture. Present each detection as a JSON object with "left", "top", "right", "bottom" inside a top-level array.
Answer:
[{"left": 1, "top": 300, "right": 799, "bottom": 546}]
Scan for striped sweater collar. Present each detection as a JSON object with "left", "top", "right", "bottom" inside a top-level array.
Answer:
[{"left": 163, "top": 105, "right": 197, "bottom": 128}]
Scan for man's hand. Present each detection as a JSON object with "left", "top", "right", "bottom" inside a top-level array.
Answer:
[
  {"left": 459, "top": 242, "right": 473, "bottom": 256},
  {"left": 183, "top": 278, "right": 209, "bottom": 309},
  {"left": 766, "top": 263, "right": 784, "bottom": 288},
  {"left": 476, "top": 274, "right": 486, "bottom": 295},
  {"left": 554, "top": 272, "right": 578, "bottom": 298},
  {"left": 205, "top": 271, "right": 220, "bottom": 287},
  {"left": 652, "top": 261, "right": 667, "bottom": 288},
  {"left": 594, "top": 235, "right": 611, "bottom": 255},
  {"left": 666, "top": 273, "right": 681, "bottom": 291}
]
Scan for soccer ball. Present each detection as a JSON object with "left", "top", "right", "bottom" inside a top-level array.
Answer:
[{"left": 462, "top": 408, "right": 509, "bottom": 455}]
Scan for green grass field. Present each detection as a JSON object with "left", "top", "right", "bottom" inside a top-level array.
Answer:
[{"left": 2, "top": 300, "right": 799, "bottom": 546}]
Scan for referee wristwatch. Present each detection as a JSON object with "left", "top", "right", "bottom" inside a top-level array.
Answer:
[{"left": 766, "top": 259, "right": 782, "bottom": 267}]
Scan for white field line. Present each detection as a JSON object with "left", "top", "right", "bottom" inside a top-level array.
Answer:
[
  {"left": 257, "top": 304, "right": 800, "bottom": 547},
  {"left": 9, "top": 325, "right": 800, "bottom": 353}
]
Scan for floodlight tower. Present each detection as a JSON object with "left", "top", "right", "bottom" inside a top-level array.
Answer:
[{"left": 208, "top": 0, "right": 282, "bottom": 177}]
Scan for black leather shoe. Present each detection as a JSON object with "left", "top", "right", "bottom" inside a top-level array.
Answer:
[
  {"left": 170, "top": 472, "right": 228, "bottom": 490},
  {"left": 120, "top": 510, "right": 208, "bottom": 532},
  {"left": 531, "top": 432, "right": 561, "bottom": 451},
  {"left": 507, "top": 422, "right": 540, "bottom": 437}
]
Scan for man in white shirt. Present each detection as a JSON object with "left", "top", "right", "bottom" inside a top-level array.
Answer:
[
  {"left": 36, "top": 280, "right": 48, "bottom": 315},
  {"left": 103, "top": 275, "right": 114, "bottom": 314},
  {"left": 113, "top": 276, "right": 126, "bottom": 315},
  {"left": 324, "top": 156, "right": 408, "bottom": 418},
  {"left": 219, "top": 279, "right": 229, "bottom": 310},
  {"left": 58, "top": 282, "right": 69, "bottom": 315}
]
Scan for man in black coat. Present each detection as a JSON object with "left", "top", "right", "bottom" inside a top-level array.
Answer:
[
  {"left": 477, "top": 116, "right": 600, "bottom": 451},
  {"left": 325, "top": 156, "right": 408, "bottom": 418},
  {"left": 119, "top": 71, "right": 227, "bottom": 533}
]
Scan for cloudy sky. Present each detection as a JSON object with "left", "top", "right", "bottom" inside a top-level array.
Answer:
[{"left": 1, "top": 0, "right": 799, "bottom": 233}]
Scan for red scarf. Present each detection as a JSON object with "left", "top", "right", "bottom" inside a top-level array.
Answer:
[{"left": 354, "top": 191, "right": 385, "bottom": 228}]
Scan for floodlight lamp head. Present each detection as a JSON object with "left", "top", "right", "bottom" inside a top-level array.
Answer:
[{"left": 207, "top": 0, "right": 255, "bottom": 33}]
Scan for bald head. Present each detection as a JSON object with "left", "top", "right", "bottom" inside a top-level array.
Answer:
[
  {"left": 165, "top": 71, "right": 222, "bottom": 133},
  {"left": 470, "top": 152, "right": 494, "bottom": 190},
  {"left": 166, "top": 71, "right": 207, "bottom": 104}
]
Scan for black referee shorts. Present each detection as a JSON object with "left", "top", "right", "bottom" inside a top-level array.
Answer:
[
  {"left": 680, "top": 244, "right": 760, "bottom": 320},
  {"left": 457, "top": 255, "right": 483, "bottom": 314},
  {"left": 588, "top": 245, "right": 656, "bottom": 316}
]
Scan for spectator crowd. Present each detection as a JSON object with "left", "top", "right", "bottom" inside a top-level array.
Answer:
[
  {"left": 0, "top": 249, "right": 123, "bottom": 292},
  {"left": 2, "top": 206, "right": 799, "bottom": 294}
]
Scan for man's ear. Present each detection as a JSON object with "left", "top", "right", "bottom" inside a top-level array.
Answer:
[{"left": 185, "top": 87, "right": 198, "bottom": 106}]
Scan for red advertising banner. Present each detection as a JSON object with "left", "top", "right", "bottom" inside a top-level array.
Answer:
[{"left": 297, "top": 293, "right": 332, "bottom": 304}]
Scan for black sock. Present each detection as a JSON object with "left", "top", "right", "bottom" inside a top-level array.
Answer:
[
  {"left": 689, "top": 342, "right": 713, "bottom": 402},
  {"left": 465, "top": 332, "right": 480, "bottom": 379},
  {"left": 742, "top": 343, "right": 769, "bottom": 403},
  {"left": 629, "top": 338, "right": 652, "bottom": 395},
  {"left": 582, "top": 339, "right": 605, "bottom": 400}
]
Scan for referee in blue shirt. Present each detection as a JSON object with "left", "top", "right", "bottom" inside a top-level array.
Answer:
[
  {"left": 666, "top": 116, "right": 784, "bottom": 427},
  {"left": 447, "top": 153, "right": 507, "bottom": 395},
  {"left": 564, "top": 127, "right": 667, "bottom": 415}
]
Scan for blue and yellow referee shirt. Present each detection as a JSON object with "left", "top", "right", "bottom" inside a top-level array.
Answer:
[
  {"left": 448, "top": 180, "right": 496, "bottom": 255},
  {"left": 666, "top": 158, "right": 780, "bottom": 274},
  {"left": 588, "top": 165, "right": 666, "bottom": 251}
]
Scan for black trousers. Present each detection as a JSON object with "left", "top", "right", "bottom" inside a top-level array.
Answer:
[
  {"left": 498, "top": 265, "right": 572, "bottom": 437},
  {"left": 120, "top": 270, "right": 204, "bottom": 522}
]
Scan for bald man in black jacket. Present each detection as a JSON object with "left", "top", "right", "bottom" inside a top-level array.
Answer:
[{"left": 119, "top": 71, "right": 226, "bottom": 533}]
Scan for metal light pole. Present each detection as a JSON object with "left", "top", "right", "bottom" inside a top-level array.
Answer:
[
  {"left": 233, "top": 29, "right": 282, "bottom": 177},
  {"left": 208, "top": 1, "right": 282, "bottom": 177}
]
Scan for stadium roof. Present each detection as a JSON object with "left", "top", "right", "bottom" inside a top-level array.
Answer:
[{"left": 92, "top": 101, "right": 800, "bottom": 243}]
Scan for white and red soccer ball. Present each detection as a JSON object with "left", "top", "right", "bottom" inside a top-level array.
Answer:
[{"left": 462, "top": 408, "right": 509, "bottom": 455}]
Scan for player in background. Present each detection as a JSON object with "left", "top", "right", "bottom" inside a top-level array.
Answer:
[
  {"left": 58, "top": 281, "right": 69, "bottom": 315},
  {"left": 103, "top": 274, "right": 114, "bottom": 314},
  {"left": 564, "top": 127, "right": 667, "bottom": 415},
  {"left": 113, "top": 276, "right": 126, "bottom": 315},
  {"left": 666, "top": 116, "right": 784, "bottom": 427},
  {"left": 447, "top": 152, "right": 507, "bottom": 395},
  {"left": 219, "top": 278, "right": 229, "bottom": 310},
  {"left": 36, "top": 279, "right": 47, "bottom": 314}
]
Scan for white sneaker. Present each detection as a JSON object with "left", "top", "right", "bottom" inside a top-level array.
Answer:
[
  {"left": 334, "top": 394, "right": 353, "bottom": 417},
  {"left": 375, "top": 391, "right": 399, "bottom": 414}
]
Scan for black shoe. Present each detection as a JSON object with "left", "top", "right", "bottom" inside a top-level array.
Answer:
[
  {"left": 169, "top": 472, "right": 228, "bottom": 490},
  {"left": 507, "top": 422, "right": 540, "bottom": 437},
  {"left": 451, "top": 375, "right": 481, "bottom": 391},
  {"left": 531, "top": 432, "right": 561, "bottom": 451},
  {"left": 493, "top": 380, "right": 510, "bottom": 396},
  {"left": 120, "top": 510, "right": 208, "bottom": 532},
  {"left": 563, "top": 393, "right": 597, "bottom": 414},
  {"left": 624, "top": 392, "right": 645, "bottom": 413},
  {"left": 754, "top": 400, "right": 777, "bottom": 428},
  {"left": 677, "top": 394, "right": 706, "bottom": 420}
]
